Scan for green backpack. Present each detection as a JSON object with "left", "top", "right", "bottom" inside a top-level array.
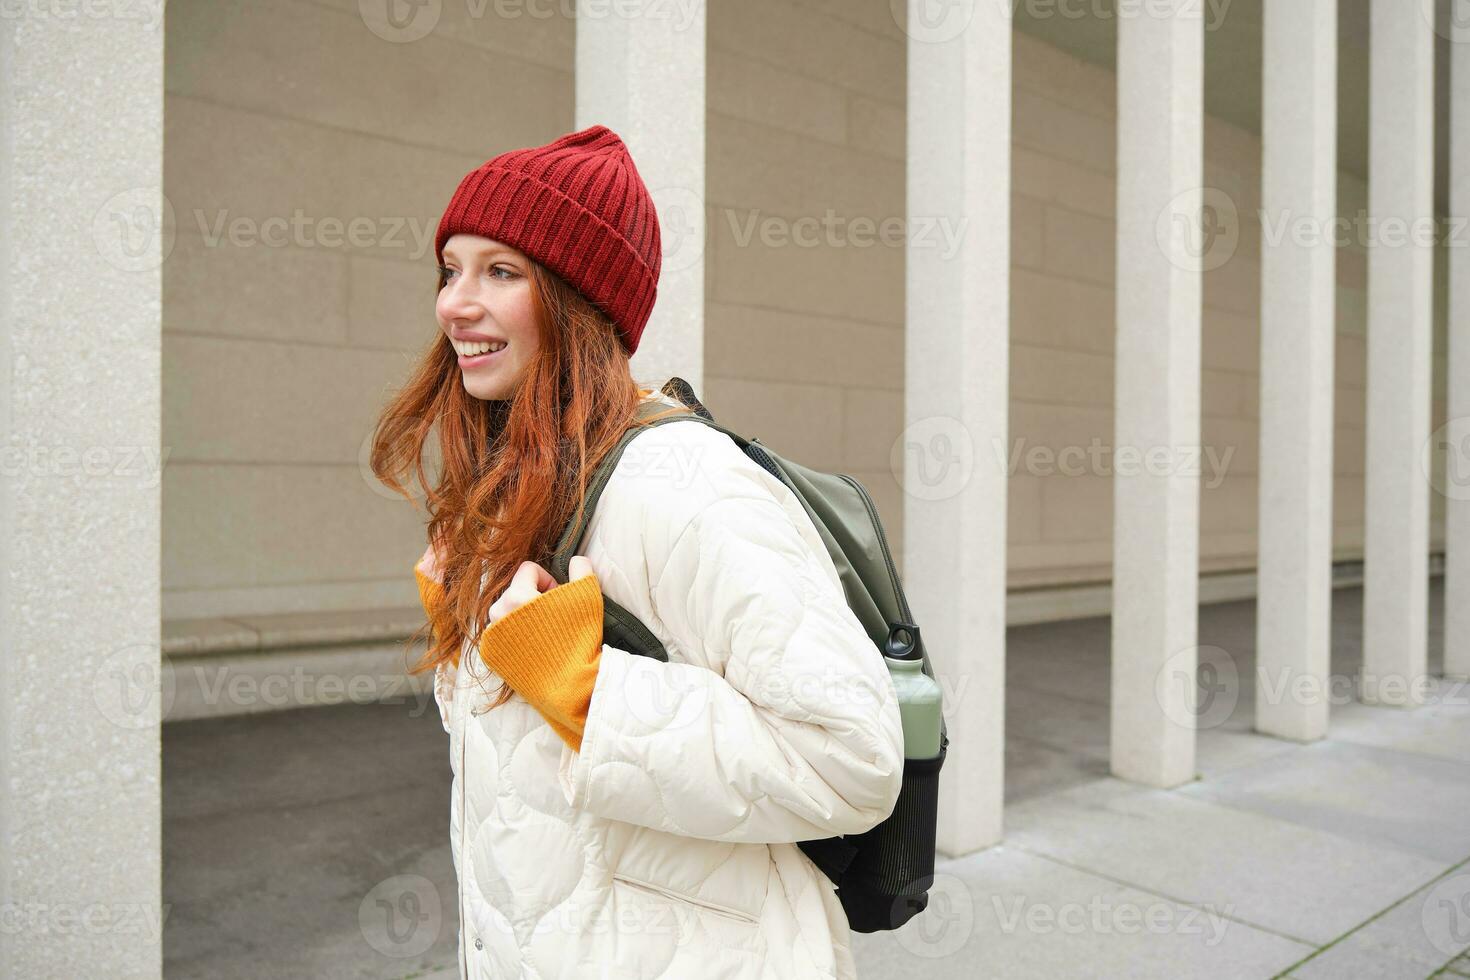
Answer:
[{"left": 546, "top": 376, "right": 948, "bottom": 933}]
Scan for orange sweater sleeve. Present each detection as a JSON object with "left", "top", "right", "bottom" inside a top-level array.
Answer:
[
  {"left": 415, "top": 565, "right": 462, "bottom": 666},
  {"left": 415, "top": 566, "right": 452, "bottom": 633},
  {"left": 476, "top": 573, "right": 604, "bottom": 752}
]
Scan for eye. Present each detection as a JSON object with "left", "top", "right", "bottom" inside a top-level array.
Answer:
[
  {"left": 490, "top": 265, "right": 518, "bottom": 281},
  {"left": 437, "top": 264, "right": 458, "bottom": 284}
]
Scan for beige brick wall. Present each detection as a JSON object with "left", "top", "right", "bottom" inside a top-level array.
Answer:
[
  {"left": 1001, "top": 30, "right": 1448, "bottom": 590},
  {"left": 703, "top": 0, "right": 908, "bottom": 574},
  {"left": 703, "top": 14, "right": 1450, "bottom": 591},
  {"left": 162, "top": 0, "right": 1448, "bottom": 621},
  {"left": 162, "top": 0, "right": 574, "bottom": 619}
]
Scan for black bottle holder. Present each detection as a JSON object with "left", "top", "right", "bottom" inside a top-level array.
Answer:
[{"left": 833, "top": 738, "right": 947, "bottom": 933}]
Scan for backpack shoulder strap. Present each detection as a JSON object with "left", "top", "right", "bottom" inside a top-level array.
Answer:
[{"left": 543, "top": 378, "right": 723, "bottom": 660}]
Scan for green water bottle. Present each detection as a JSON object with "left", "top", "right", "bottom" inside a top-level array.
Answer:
[{"left": 883, "top": 623, "right": 942, "bottom": 759}]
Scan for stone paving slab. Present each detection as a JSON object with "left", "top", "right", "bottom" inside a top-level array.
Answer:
[
  {"left": 1004, "top": 730, "right": 1112, "bottom": 804},
  {"left": 1000, "top": 776, "right": 1448, "bottom": 946},
  {"left": 1194, "top": 723, "right": 1308, "bottom": 780},
  {"left": 1289, "top": 865, "right": 1470, "bottom": 979},
  {"left": 849, "top": 844, "right": 1310, "bottom": 980},
  {"left": 1440, "top": 949, "right": 1470, "bottom": 976},
  {"left": 1328, "top": 682, "right": 1470, "bottom": 765},
  {"left": 1176, "top": 738, "right": 1470, "bottom": 864}
]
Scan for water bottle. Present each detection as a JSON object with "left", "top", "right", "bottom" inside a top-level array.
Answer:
[{"left": 883, "top": 623, "right": 942, "bottom": 759}]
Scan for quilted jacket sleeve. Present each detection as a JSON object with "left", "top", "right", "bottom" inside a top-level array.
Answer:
[
  {"left": 555, "top": 432, "right": 905, "bottom": 844},
  {"left": 414, "top": 565, "right": 456, "bottom": 735}
]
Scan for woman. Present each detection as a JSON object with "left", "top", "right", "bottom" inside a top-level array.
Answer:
[{"left": 371, "top": 124, "right": 904, "bottom": 980}]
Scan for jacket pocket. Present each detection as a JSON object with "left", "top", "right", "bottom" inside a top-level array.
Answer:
[{"left": 610, "top": 873, "right": 760, "bottom": 925}]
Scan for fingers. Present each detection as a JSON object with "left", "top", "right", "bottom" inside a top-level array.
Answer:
[
  {"left": 513, "top": 560, "right": 549, "bottom": 600},
  {"left": 487, "top": 558, "right": 596, "bottom": 622},
  {"left": 418, "top": 536, "right": 447, "bottom": 581},
  {"left": 489, "top": 561, "right": 545, "bottom": 621}
]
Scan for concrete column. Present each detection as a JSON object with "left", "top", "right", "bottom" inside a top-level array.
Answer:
[
  {"left": 1446, "top": 6, "right": 1470, "bottom": 683},
  {"left": 575, "top": 1, "right": 705, "bottom": 392},
  {"left": 1361, "top": 0, "right": 1435, "bottom": 706},
  {"left": 1111, "top": 1, "right": 1204, "bottom": 787},
  {"left": 0, "top": 7, "right": 164, "bottom": 980},
  {"left": 1255, "top": 0, "right": 1338, "bottom": 741},
  {"left": 904, "top": 0, "right": 1011, "bottom": 854}
]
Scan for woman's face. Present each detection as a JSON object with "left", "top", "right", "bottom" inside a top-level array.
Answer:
[{"left": 436, "top": 234, "right": 541, "bottom": 401}]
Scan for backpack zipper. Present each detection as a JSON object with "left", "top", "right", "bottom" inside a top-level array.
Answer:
[
  {"left": 750, "top": 437, "right": 912, "bottom": 624},
  {"left": 837, "top": 472, "right": 950, "bottom": 750},
  {"left": 835, "top": 472, "right": 914, "bottom": 625}
]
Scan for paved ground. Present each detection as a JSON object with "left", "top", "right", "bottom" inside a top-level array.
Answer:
[{"left": 163, "top": 582, "right": 1470, "bottom": 979}]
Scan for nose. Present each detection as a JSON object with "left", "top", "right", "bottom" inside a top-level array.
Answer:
[{"left": 437, "top": 270, "right": 482, "bottom": 324}]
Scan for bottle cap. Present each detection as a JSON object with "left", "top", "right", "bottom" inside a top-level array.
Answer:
[{"left": 884, "top": 622, "right": 922, "bottom": 660}]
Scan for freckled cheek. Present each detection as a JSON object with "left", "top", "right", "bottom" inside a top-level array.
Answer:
[{"left": 504, "top": 318, "right": 535, "bottom": 355}]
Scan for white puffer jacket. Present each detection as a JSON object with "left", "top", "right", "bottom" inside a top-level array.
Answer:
[{"left": 432, "top": 388, "right": 906, "bottom": 979}]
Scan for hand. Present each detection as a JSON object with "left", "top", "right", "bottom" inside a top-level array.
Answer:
[
  {"left": 416, "top": 538, "right": 445, "bottom": 584},
  {"left": 488, "top": 555, "right": 595, "bottom": 625}
]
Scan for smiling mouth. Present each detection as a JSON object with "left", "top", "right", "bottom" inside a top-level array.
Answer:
[
  {"left": 452, "top": 338, "right": 508, "bottom": 366},
  {"left": 458, "top": 347, "right": 507, "bottom": 367}
]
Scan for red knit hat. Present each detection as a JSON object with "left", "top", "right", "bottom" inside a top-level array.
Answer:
[{"left": 434, "top": 124, "right": 662, "bottom": 356}]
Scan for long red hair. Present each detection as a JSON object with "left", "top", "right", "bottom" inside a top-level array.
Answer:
[{"left": 370, "top": 258, "right": 683, "bottom": 707}]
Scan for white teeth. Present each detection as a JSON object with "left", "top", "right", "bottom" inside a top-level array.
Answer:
[{"left": 453, "top": 339, "right": 507, "bottom": 357}]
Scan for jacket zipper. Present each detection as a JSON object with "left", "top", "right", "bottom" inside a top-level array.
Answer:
[
  {"left": 457, "top": 665, "right": 470, "bottom": 978},
  {"left": 836, "top": 472, "right": 915, "bottom": 624},
  {"left": 610, "top": 873, "right": 760, "bottom": 925}
]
